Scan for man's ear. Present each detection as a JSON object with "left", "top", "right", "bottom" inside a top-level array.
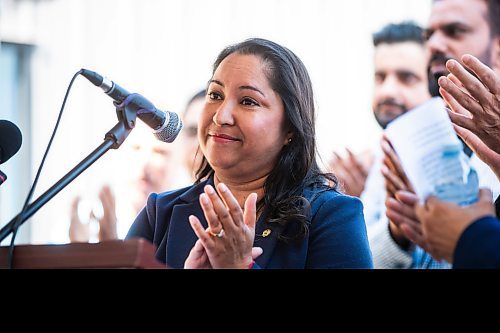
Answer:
[{"left": 492, "top": 37, "right": 500, "bottom": 75}]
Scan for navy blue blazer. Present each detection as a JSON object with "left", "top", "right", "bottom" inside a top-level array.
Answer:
[
  {"left": 453, "top": 215, "right": 500, "bottom": 269},
  {"left": 126, "top": 176, "right": 373, "bottom": 269}
]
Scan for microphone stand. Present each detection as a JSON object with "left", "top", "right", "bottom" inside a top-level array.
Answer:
[{"left": 0, "top": 104, "right": 137, "bottom": 243}]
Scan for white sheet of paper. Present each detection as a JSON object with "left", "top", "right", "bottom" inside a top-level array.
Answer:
[{"left": 385, "top": 97, "right": 478, "bottom": 205}]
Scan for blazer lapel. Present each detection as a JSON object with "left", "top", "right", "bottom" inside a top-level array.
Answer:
[
  {"left": 166, "top": 179, "right": 212, "bottom": 268},
  {"left": 253, "top": 210, "right": 285, "bottom": 268}
]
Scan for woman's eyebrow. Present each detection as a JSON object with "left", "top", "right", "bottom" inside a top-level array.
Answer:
[
  {"left": 240, "top": 85, "right": 265, "bottom": 98},
  {"left": 209, "top": 79, "right": 265, "bottom": 97}
]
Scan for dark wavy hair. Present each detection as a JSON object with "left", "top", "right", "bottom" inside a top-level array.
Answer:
[
  {"left": 195, "top": 38, "right": 337, "bottom": 242},
  {"left": 489, "top": 0, "right": 500, "bottom": 36},
  {"left": 373, "top": 21, "right": 424, "bottom": 47}
]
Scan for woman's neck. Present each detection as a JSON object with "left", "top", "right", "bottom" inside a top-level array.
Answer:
[{"left": 213, "top": 173, "right": 266, "bottom": 209}]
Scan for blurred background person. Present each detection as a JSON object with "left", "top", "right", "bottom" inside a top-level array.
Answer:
[
  {"left": 412, "top": 52, "right": 500, "bottom": 268},
  {"left": 69, "top": 123, "right": 189, "bottom": 242},
  {"left": 382, "top": 0, "right": 500, "bottom": 268},
  {"left": 331, "top": 21, "right": 431, "bottom": 268},
  {"left": 328, "top": 22, "right": 430, "bottom": 199},
  {"left": 425, "top": 0, "right": 498, "bottom": 99},
  {"left": 180, "top": 89, "right": 206, "bottom": 182}
]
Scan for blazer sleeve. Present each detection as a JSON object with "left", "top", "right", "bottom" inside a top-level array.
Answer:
[
  {"left": 125, "top": 192, "right": 158, "bottom": 242},
  {"left": 308, "top": 193, "right": 374, "bottom": 268},
  {"left": 453, "top": 215, "right": 500, "bottom": 269}
]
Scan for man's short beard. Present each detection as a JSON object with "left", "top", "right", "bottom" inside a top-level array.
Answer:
[
  {"left": 427, "top": 44, "right": 493, "bottom": 97},
  {"left": 428, "top": 71, "right": 442, "bottom": 97},
  {"left": 427, "top": 52, "right": 452, "bottom": 97},
  {"left": 373, "top": 102, "right": 407, "bottom": 129}
]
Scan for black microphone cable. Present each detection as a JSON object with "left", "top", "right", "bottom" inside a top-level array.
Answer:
[{"left": 6, "top": 69, "right": 84, "bottom": 269}]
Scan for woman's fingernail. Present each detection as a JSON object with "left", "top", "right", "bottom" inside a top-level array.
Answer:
[
  {"left": 218, "top": 183, "right": 227, "bottom": 193},
  {"left": 200, "top": 193, "right": 209, "bottom": 205},
  {"left": 189, "top": 215, "right": 196, "bottom": 225}
]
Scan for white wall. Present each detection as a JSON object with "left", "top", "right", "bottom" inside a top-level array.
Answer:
[{"left": 0, "top": 0, "right": 431, "bottom": 244}]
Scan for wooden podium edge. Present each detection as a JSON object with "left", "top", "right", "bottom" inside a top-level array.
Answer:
[{"left": 0, "top": 238, "right": 166, "bottom": 269}]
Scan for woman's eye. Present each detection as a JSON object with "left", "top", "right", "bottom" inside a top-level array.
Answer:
[
  {"left": 241, "top": 97, "right": 259, "bottom": 106},
  {"left": 208, "top": 92, "right": 222, "bottom": 100}
]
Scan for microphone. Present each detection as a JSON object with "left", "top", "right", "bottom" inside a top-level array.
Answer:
[
  {"left": 80, "top": 69, "right": 182, "bottom": 143},
  {"left": 0, "top": 120, "right": 22, "bottom": 187},
  {"left": 0, "top": 120, "right": 22, "bottom": 165},
  {"left": 0, "top": 170, "right": 6, "bottom": 187}
]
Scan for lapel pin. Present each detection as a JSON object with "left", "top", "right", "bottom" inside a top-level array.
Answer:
[{"left": 262, "top": 229, "right": 272, "bottom": 237}]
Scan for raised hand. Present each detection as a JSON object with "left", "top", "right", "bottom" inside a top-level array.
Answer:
[
  {"left": 329, "top": 148, "right": 372, "bottom": 197},
  {"left": 184, "top": 237, "right": 263, "bottom": 269},
  {"left": 95, "top": 185, "right": 118, "bottom": 241},
  {"left": 184, "top": 239, "right": 211, "bottom": 269},
  {"left": 415, "top": 188, "right": 495, "bottom": 263},
  {"left": 69, "top": 196, "right": 90, "bottom": 243},
  {"left": 380, "top": 137, "right": 415, "bottom": 196},
  {"left": 380, "top": 137, "right": 420, "bottom": 249},
  {"left": 187, "top": 183, "right": 257, "bottom": 268},
  {"left": 453, "top": 124, "right": 500, "bottom": 181},
  {"left": 385, "top": 190, "right": 423, "bottom": 249},
  {"left": 438, "top": 54, "right": 500, "bottom": 154}
]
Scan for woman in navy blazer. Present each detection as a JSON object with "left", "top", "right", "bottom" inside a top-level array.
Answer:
[{"left": 126, "top": 38, "right": 373, "bottom": 269}]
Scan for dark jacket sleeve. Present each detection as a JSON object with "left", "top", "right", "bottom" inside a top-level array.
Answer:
[
  {"left": 307, "top": 193, "right": 373, "bottom": 268},
  {"left": 125, "top": 193, "right": 158, "bottom": 242},
  {"left": 453, "top": 215, "right": 500, "bottom": 269}
]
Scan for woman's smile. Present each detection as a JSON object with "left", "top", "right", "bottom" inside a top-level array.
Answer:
[{"left": 209, "top": 132, "right": 241, "bottom": 144}]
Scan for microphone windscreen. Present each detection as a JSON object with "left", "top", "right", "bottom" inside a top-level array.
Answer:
[
  {"left": 153, "top": 112, "right": 183, "bottom": 143},
  {"left": 0, "top": 120, "right": 22, "bottom": 164}
]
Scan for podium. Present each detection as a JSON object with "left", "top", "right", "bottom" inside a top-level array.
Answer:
[{"left": 0, "top": 238, "right": 166, "bottom": 269}]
